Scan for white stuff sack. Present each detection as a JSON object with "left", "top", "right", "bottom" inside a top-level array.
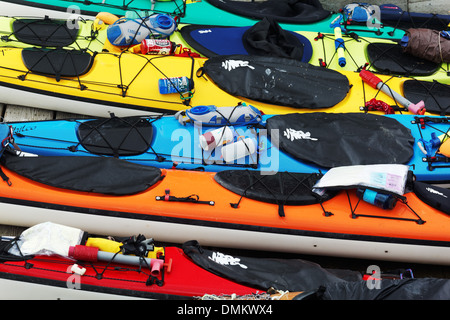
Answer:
[
  {"left": 9, "top": 222, "right": 84, "bottom": 257},
  {"left": 313, "top": 164, "right": 409, "bottom": 196}
]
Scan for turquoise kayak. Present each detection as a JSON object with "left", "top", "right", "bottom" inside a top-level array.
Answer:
[
  {"left": 7, "top": 107, "right": 450, "bottom": 183},
  {"left": 0, "top": 0, "right": 406, "bottom": 39}
]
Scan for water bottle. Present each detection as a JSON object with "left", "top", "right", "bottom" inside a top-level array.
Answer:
[
  {"left": 221, "top": 138, "right": 256, "bottom": 163},
  {"left": 356, "top": 188, "right": 397, "bottom": 210},
  {"left": 140, "top": 39, "right": 176, "bottom": 55},
  {"left": 199, "top": 126, "right": 234, "bottom": 151},
  {"left": 158, "top": 76, "right": 191, "bottom": 94}
]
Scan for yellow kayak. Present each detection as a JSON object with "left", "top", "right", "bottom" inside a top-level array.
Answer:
[
  {"left": 1, "top": 13, "right": 447, "bottom": 85},
  {"left": 0, "top": 15, "right": 106, "bottom": 52},
  {"left": 0, "top": 15, "right": 445, "bottom": 117},
  {"left": 0, "top": 44, "right": 438, "bottom": 117}
]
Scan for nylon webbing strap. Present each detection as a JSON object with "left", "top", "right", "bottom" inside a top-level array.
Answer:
[{"left": 155, "top": 189, "right": 215, "bottom": 205}]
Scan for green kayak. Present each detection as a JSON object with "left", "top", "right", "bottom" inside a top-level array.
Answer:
[{"left": 0, "top": 0, "right": 406, "bottom": 39}]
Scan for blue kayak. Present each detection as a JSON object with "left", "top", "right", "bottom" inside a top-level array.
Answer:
[{"left": 6, "top": 107, "right": 450, "bottom": 183}]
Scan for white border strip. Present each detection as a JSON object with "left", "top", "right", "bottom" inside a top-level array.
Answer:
[{"left": 2, "top": 201, "right": 450, "bottom": 265}]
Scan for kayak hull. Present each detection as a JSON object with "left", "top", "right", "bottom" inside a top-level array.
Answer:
[
  {"left": 2, "top": 189, "right": 450, "bottom": 266},
  {"left": 0, "top": 277, "right": 150, "bottom": 300}
]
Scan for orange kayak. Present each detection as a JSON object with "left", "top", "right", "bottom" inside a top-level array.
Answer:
[{"left": 0, "top": 154, "right": 449, "bottom": 265}]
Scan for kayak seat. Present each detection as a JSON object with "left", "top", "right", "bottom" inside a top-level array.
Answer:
[
  {"left": 367, "top": 42, "right": 440, "bottom": 77},
  {"left": 403, "top": 80, "right": 450, "bottom": 115},
  {"left": 1, "top": 153, "right": 163, "bottom": 195},
  {"left": 12, "top": 18, "right": 79, "bottom": 47},
  {"left": 76, "top": 116, "right": 153, "bottom": 157},
  {"left": 21, "top": 48, "right": 94, "bottom": 81},
  {"left": 180, "top": 17, "right": 313, "bottom": 62},
  {"left": 413, "top": 181, "right": 450, "bottom": 215}
]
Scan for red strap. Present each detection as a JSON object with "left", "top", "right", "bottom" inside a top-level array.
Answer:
[
  {"left": 365, "top": 98, "right": 395, "bottom": 114},
  {"left": 175, "top": 45, "right": 201, "bottom": 58},
  {"left": 164, "top": 189, "right": 170, "bottom": 201}
]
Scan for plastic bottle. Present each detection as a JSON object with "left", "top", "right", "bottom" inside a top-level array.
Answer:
[
  {"left": 140, "top": 39, "right": 176, "bottom": 55},
  {"left": 221, "top": 138, "right": 256, "bottom": 163},
  {"left": 199, "top": 126, "right": 234, "bottom": 151},
  {"left": 158, "top": 76, "right": 191, "bottom": 94},
  {"left": 356, "top": 188, "right": 397, "bottom": 210}
]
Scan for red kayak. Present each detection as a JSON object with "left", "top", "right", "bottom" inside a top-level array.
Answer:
[
  {"left": 0, "top": 224, "right": 262, "bottom": 300},
  {"left": 4, "top": 223, "right": 445, "bottom": 300}
]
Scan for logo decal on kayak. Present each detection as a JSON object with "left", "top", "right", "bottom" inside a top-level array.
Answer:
[
  {"left": 209, "top": 251, "right": 248, "bottom": 269},
  {"left": 198, "top": 29, "right": 212, "bottom": 34},
  {"left": 221, "top": 60, "right": 255, "bottom": 71},
  {"left": 426, "top": 187, "right": 448, "bottom": 198},
  {"left": 283, "top": 128, "right": 318, "bottom": 142}
]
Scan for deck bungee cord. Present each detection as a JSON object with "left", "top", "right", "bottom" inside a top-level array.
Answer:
[
  {"left": 0, "top": 49, "right": 200, "bottom": 112},
  {"left": 222, "top": 171, "right": 332, "bottom": 218},
  {"left": 312, "top": 30, "right": 450, "bottom": 81},
  {"left": 0, "top": 15, "right": 107, "bottom": 52},
  {"left": 0, "top": 13, "right": 204, "bottom": 113},
  {"left": 347, "top": 189, "right": 426, "bottom": 225},
  {"left": 213, "top": 167, "right": 427, "bottom": 224},
  {"left": 358, "top": 68, "right": 450, "bottom": 116}
]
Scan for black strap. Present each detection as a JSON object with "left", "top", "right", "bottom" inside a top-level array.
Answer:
[
  {"left": 0, "top": 166, "right": 11, "bottom": 186},
  {"left": 155, "top": 189, "right": 215, "bottom": 205}
]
